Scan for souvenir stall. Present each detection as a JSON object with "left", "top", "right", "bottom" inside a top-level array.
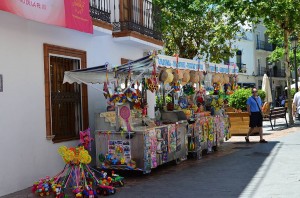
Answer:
[
  {"left": 155, "top": 55, "right": 237, "bottom": 158},
  {"left": 64, "top": 55, "right": 188, "bottom": 174},
  {"left": 63, "top": 54, "right": 237, "bottom": 174}
]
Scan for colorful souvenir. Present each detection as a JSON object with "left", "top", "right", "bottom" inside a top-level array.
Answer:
[{"left": 79, "top": 128, "right": 93, "bottom": 151}]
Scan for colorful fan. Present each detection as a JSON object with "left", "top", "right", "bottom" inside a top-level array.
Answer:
[{"left": 119, "top": 105, "right": 132, "bottom": 131}]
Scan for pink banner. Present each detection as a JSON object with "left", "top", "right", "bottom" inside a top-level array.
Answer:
[{"left": 0, "top": 0, "right": 93, "bottom": 34}]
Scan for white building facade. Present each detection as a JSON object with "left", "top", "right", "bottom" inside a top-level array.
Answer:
[
  {"left": 0, "top": 0, "right": 162, "bottom": 196},
  {"left": 229, "top": 23, "right": 286, "bottom": 101}
]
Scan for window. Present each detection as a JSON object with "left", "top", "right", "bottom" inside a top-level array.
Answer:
[
  {"left": 236, "top": 50, "right": 242, "bottom": 71},
  {"left": 258, "top": 80, "right": 262, "bottom": 90},
  {"left": 44, "top": 44, "right": 88, "bottom": 142}
]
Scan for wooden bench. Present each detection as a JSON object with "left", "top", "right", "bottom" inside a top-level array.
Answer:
[{"left": 267, "top": 107, "right": 288, "bottom": 130}]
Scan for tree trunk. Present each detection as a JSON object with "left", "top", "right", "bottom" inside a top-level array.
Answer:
[{"left": 284, "top": 30, "right": 294, "bottom": 125}]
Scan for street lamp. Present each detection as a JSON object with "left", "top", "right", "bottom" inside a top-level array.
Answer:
[{"left": 290, "top": 33, "right": 298, "bottom": 92}]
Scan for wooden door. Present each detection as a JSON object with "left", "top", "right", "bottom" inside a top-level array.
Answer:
[{"left": 50, "top": 56, "right": 82, "bottom": 140}]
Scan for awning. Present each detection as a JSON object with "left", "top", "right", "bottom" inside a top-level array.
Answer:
[{"left": 63, "top": 55, "right": 153, "bottom": 85}]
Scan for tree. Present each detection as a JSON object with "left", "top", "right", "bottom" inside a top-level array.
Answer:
[
  {"left": 268, "top": 46, "right": 300, "bottom": 72},
  {"left": 153, "top": 0, "right": 243, "bottom": 62},
  {"left": 215, "top": 0, "right": 300, "bottom": 125}
]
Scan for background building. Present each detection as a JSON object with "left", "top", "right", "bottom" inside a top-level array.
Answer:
[{"left": 229, "top": 23, "right": 286, "bottom": 102}]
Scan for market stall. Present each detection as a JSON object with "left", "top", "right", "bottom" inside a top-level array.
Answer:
[{"left": 63, "top": 53, "right": 236, "bottom": 173}]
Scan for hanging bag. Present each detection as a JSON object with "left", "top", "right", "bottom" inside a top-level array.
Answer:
[{"left": 252, "top": 96, "right": 263, "bottom": 117}]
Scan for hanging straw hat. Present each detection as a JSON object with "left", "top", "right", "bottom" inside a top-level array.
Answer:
[
  {"left": 189, "top": 71, "right": 200, "bottom": 84},
  {"left": 159, "top": 68, "right": 168, "bottom": 82},
  {"left": 181, "top": 70, "right": 190, "bottom": 86},
  {"left": 159, "top": 68, "right": 174, "bottom": 84},
  {"left": 164, "top": 68, "right": 174, "bottom": 84},
  {"left": 224, "top": 75, "right": 229, "bottom": 84},
  {"left": 212, "top": 74, "right": 220, "bottom": 83},
  {"left": 172, "top": 69, "right": 179, "bottom": 83},
  {"left": 177, "top": 69, "right": 184, "bottom": 80}
]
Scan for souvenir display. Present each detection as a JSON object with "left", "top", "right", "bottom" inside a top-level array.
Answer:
[
  {"left": 32, "top": 144, "right": 124, "bottom": 197},
  {"left": 88, "top": 54, "right": 234, "bottom": 176}
]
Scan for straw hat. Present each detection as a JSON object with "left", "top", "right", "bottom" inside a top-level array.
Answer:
[
  {"left": 159, "top": 68, "right": 173, "bottom": 84},
  {"left": 159, "top": 68, "right": 168, "bottom": 82},
  {"left": 212, "top": 74, "right": 220, "bottom": 83},
  {"left": 177, "top": 69, "right": 184, "bottom": 80},
  {"left": 198, "top": 71, "right": 204, "bottom": 80},
  {"left": 181, "top": 70, "right": 190, "bottom": 86},
  {"left": 164, "top": 68, "right": 174, "bottom": 84},
  {"left": 224, "top": 75, "right": 229, "bottom": 84},
  {"left": 189, "top": 71, "right": 200, "bottom": 83},
  {"left": 172, "top": 69, "right": 179, "bottom": 83}
]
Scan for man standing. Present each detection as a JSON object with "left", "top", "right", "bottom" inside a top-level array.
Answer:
[
  {"left": 245, "top": 88, "right": 267, "bottom": 143},
  {"left": 293, "top": 89, "right": 300, "bottom": 120}
]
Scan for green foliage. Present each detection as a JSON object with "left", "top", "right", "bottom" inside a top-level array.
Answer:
[
  {"left": 269, "top": 47, "right": 300, "bottom": 71},
  {"left": 228, "top": 89, "right": 266, "bottom": 110},
  {"left": 258, "top": 90, "right": 266, "bottom": 102},
  {"left": 291, "top": 88, "right": 296, "bottom": 98},
  {"left": 228, "top": 89, "right": 252, "bottom": 111},
  {"left": 214, "top": 0, "right": 300, "bottom": 123},
  {"left": 153, "top": 0, "right": 241, "bottom": 61},
  {"left": 156, "top": 95, "right": 172, "bottom": 108}
]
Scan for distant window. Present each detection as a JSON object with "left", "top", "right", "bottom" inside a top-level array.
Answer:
[{"left": 236, "top": 50, "right": 242, "bottom": 71}]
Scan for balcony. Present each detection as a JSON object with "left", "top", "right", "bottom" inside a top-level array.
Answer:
[
  {"left": 256, "top": 40, "right": 275, "bottom": 51},
  {"left": 236, "top": 63, "right": 247, "bottom": 73},
  {"left": 257, "top": 67, "right": 266, "bottom": 76},
  {"left": 89, "top": 0, "right": 163, "bottom": 48},
  {"left": 112, "top": 0, "right": 163, "bottom": 49},
  {"left": 257, "top": 67, "right": 286, "bottom": 78},
  {"left": 90, "top": 0, "right": 113, "bottom": 34}
]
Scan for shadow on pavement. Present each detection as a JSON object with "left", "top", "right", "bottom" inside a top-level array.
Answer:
[
  {"left": 1, "top": 141, "right": 280, "bottom": 198},
  {"left": 110, "top": 141, "right": 280, "bottom": 198}
]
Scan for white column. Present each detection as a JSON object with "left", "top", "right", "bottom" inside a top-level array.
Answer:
[{"left": 147, "top": 90, "right": 156, "bottom": 119}]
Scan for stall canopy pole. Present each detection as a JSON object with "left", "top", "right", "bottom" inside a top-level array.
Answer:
[{"left": 122, "top": 64, "right": 153, "bottom": 93}]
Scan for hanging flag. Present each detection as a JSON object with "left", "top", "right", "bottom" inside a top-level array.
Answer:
[{"left": 0, "top": 0, "right": 93, "bottom": 34}]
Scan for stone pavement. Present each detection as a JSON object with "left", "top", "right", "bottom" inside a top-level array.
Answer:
[{"left": 2, "top": 118, "right": 300, "bottom": 198}]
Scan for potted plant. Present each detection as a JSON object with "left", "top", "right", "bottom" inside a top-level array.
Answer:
[{"left": 228, "top": 88, "right": 266, "bottom": 111}]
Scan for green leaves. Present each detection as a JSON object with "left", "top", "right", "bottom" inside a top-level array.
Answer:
[
  {"left": 228, "top": 88, "right": 252, "bottom": 110},
  {"left": 154, "top": 0, "right": 240, "bottom": 61}
]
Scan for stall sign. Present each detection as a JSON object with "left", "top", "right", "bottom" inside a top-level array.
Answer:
[
  {"left": 156, "top": 55, "right": 204, "bottom": 71},
  {"left": 157, "top": 55, "right": 238, "bottom": 74}
]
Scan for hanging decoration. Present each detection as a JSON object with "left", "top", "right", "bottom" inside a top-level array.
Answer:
[
  {"left": 183, "top": 84, "right": 195, "bottom": 96},
  {"left": 79, "top": 128, "right": 93, "bottom": 151}
]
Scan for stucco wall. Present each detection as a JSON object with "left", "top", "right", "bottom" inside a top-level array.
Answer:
[{"left": 0, "top": 11, "right": 148, "bottom": 196}]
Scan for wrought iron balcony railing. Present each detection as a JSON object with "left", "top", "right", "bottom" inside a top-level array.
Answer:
[
  {"left": 257, "top": 67, "right": 286, "bottom": 77},
  {"left": 90, "top": 0, "right": 111, "bottom": 24},
  {"left": 256, "top": 40, "right": 275, "bottom": 51},
  {"left": 113, "top": 0, "right": 162, "bottom": 40}
]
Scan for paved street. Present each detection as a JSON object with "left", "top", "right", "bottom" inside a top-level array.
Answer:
[{"left": 3, "top": 118, "right": 300, "bottom": 198}]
